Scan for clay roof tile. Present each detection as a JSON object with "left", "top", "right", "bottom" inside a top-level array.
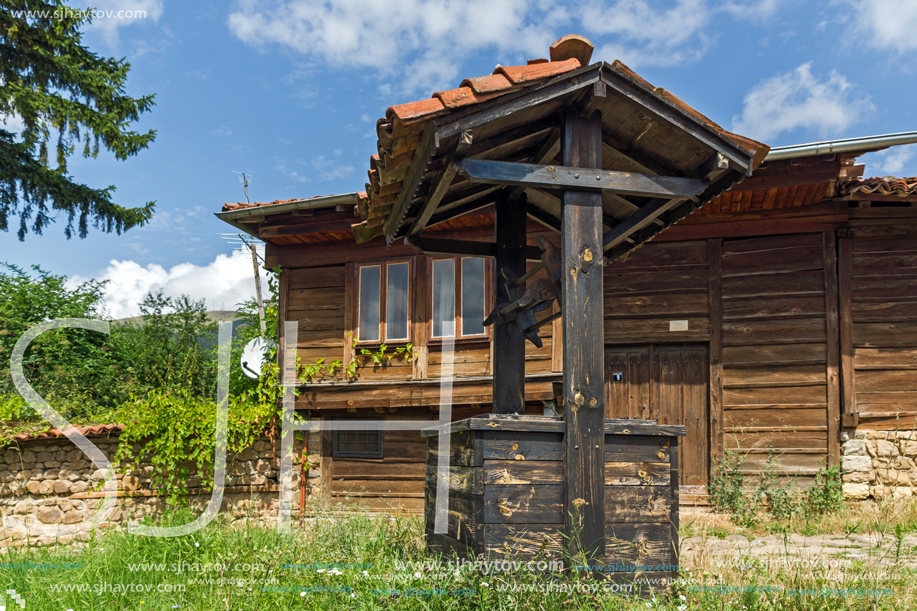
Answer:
[
  {"left": 386, "top": 97, "right": 447, "bottom": 124},
  {"left": 460, "top": 73, "right": 513, "bottom": 94},
  {"left": 496, "top": 58, "right": 581, "bottom": 85}
]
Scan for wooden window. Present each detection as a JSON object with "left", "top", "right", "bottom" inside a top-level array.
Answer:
[
  {"left": 333, "top": 427, "right": 383, "bottom": 458},
  {"left": 431, "top": 256, "right": 490, "bottom": 339},
  {"left": 357, "top": 260, "right": 411, "bottom": 343}
]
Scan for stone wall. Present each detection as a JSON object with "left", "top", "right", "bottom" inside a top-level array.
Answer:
[
  {"left": 0, "top": 429, "right": 320, "bottom": 548},
  {"left": 841, "top": 430, "right": 917, "bottom": 500}
]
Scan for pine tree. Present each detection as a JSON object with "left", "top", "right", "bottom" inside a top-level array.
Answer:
[{"left": 0, "top": 0, "right": 156, "bottom": 240}]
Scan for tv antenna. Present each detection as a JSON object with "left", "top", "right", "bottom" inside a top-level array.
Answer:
[
  {"left": 219, "top": 232, "right": 266, "bottom": 336},
  {"left": 233, "top": 171, "right": 253, "bottom": 204}
]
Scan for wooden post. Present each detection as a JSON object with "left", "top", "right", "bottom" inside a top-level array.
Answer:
[
  {"left": 561, "top": 107, "right": 605, "bottom": 569},
  {"left": 707, "top": 239, "right": 724, "bottom": 470},
  {"left": 493, "top": 190, "right": 527, "bottom": 414},
  {"left": 838, "top": 236, "right": 857, "bottom": 422},
  {"left": 823, "top": 232, "right": 841, "bottom": 465}
]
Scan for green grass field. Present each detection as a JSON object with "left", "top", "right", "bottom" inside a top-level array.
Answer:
[{"left": 1, "top": 504, "right": 913, "bottom": 610}]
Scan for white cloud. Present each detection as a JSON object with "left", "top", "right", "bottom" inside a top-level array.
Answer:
[
  {"left": 843, "top": 0, "right": 917, "bottom": 53},
  {"left": 586, "top": 0, "right": 715, "bottom": 67},
  {"left": 84, "top": 0, "right": 164, "bottom": 46},
  {"left": 227, "top": 0, "right": 559, "bottom": 95},
  {"left": 275, "top": 150, "right": 357, "bottom": 184},
  {"left": 70, "top": 250, "right": 261, "bottom": 319},
  {"left": 720, "top": 0, "right": 782, "bottom": 21},
  {"left": 227, "top": 0, "right": 787, "bottom": 94},
  {"left": 861, "top": 144, "right": 917, "bottom": 177},
  {"left": 731, "top": 63, "right": 873, "bottom": 141}
]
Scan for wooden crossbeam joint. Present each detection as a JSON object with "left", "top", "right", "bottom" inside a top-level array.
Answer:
[{"left": 455, "top": 158, "right": 709, "bottom": 199}]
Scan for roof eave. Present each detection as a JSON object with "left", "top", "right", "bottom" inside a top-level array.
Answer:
[{"left": 215, "top": 193, "right": 361, "bottom": 238}]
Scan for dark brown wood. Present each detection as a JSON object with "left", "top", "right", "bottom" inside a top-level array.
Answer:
[
  {"left": 708, "top": 239, "right": 724, "bottom": 468},
  {"left": 485, "top": 484, "right": 562, "bottom": 523},
  {"left": 823, "top": 232, "right": 841, "bottom": 465},
  {"left": 455, "top": 158, "right": 708, "bottom": 199},
  {"left": 409, "top": 130, "right": 474, "bottom": 236},
  {"left": 838, "top": 237, "right": 856, "bottom": 417},
  {"left": 493, "top": 189, "right": 527, "bottom": 415},
  {"left": 407, "top": 236, "right": 544, "bottom": 261},
  {"left": 562, "top": 107, "right": 606, "bottom": 568},
  {"left": 384, "top": 123, "right": 436, "bottom": 242},
  {"left": 320, "top": 427, "right": 333, "bottom": 510},
  {"left": 603, "top": 197, "right": 684, "bottom": 251},
  {"left": 669, "top": 440, "right": 680, "bottom": 563}
]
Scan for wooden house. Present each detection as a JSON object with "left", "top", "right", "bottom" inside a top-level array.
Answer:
[{"left": 217, "top": 39, "right": 917, "bottom": 509}]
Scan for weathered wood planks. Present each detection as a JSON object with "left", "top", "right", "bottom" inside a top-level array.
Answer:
[{"left": 423, "top": 416, "right": 680, "bottom": 584}]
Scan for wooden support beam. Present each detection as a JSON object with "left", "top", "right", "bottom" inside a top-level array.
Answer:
[
  {"left": 383, "top": 123, "right": 436, "bottom": 243},
  {"left": 533, "top": 129, "right": 561, "bottom": 164},
  {"left": 493, "top": 190, "right": 527, "bottom": 415},
  {"left": 707, "top": 239, "right": 724, "bottom": 468},
  {"left": 526, "top": 204, "right": 562, "bottom": 233},
  {"left": 258, "top": 218, "right": 354, "bottom": 239},
  {"left": 823, "top": 232, "right": 841, "bottom": 466},
  {"left": 455, "top": 158, "right": 708, "bottom": 199},
  {"left": 838, "top": 237, "right": 856, "bottom": 417},
  {"left": 561, "top": 107, "right": 605, "bottom": 570},
  {"left": 406, "top": 236, "right": 543, "bottom": 261},
  {"left": 526, "top": 187, "right": 621, "bottom": 231},
  {"left": 426, "top": 187, "right": 499, "bottom": 228},
  {"left": 409, "top": 130, "right": 474, "bottom": 236},
  {"left": 407, "top": 236, "right": 495, "bottom": 257},
  {"left": 602, "top": 197, "right": 684, "bottom": 251}
]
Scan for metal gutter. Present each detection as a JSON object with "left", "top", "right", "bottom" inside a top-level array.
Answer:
[
  {"left": 765, "top": 131, "right": 917, "bottom": 162},
  {"left": 214, "top": 192, "right": 360, "bottom": 237}
]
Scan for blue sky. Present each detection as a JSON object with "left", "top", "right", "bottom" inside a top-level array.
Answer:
[{"left": 2, "top": 0, "right": 916, "bottom": 317}]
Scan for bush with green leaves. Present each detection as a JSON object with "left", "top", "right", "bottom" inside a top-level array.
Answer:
[
  {"left": 0, "top": 262, "right": 125, "bottom": 415},
  {"left": 110, "top": 290, "right": 217, "bottom": 399}
]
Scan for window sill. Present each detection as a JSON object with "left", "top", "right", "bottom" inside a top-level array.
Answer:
[{"left": 427, "top": 336, "right": 491, "bottom": 348}]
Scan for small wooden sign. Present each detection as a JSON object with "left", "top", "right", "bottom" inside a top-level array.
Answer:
[{"left": 669, "top": 320, "right": 689, "bottom": 332}]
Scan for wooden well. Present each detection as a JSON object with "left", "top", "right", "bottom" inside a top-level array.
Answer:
[{"left": 422, "top": 414, "right": 685, "bottom": 583}]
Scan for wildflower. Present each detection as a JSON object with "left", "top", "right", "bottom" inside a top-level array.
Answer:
[
  {"left": 678, "top": 606, "right": 687, "bottom": 611},
  {"left": 350, "top": 593, "right": 356, "bottom": 598},
  {"left": 363, "top": 570, "right": 369, "bottom": 576},
  {"left": 195, "top": 542, "right": 200, "bottom": 548},
  {"left": 300, "top": 592, "right": 306, "bottom": 597},
  {"left": 414, "top": 571, "right": 422, "bottom": 578},
  {"left": 481, "top": 582, "right": 489, "bottom": 587},
  {"left": 317, "top": 568, "right": 326, "bottom": 573},
  {"left": 679, "top": 595, "right": 687, "bottom": 601}
]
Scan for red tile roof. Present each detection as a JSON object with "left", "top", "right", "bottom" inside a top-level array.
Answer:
[
  {"left": 221, "top": 194, "right": 360, "bottom": 213},
  {"left": 353, "top": 35, "right": 766, "bottom": 242},
  {"left": 840, "top": 176, "right": 917, "bottom": 197},
  {"left": 11, "top": 423, "right": 124, "bottom": 442}
]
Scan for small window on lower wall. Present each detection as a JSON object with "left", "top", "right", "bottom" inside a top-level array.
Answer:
[{"left": 333, "top": 427, "right": 383, "bottom": 458}]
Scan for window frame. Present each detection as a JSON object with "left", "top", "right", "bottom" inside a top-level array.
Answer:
[
  {"left": 332, "top": 426, "right": 383, "bottom": 458},
  {"left": 355, "top": 258, "right": 413, "bottom": 346},
  {"left": 428, "top": 255, "right": 492, "bottom": 343}
]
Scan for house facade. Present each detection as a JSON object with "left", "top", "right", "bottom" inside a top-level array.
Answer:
[{"left": 217, "top": 38, "right": 917, "bottom": 509}]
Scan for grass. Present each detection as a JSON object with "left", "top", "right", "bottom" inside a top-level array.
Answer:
[{"left": 0, "top": 501, "right": 914, "bottom": 610}]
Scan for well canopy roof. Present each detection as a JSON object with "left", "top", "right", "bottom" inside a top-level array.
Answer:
[{"left": 353, "top": 34, "right": 768, "bottom": 261}]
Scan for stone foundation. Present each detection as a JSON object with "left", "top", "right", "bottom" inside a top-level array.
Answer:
[
  {"left": 841, "top": 430, "right": 917, "bottom": 500},
  {"left": 0, "top": 429, "right": 321, "bottom": 548}
]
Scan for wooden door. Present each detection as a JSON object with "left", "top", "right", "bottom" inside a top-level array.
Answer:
[{"left": 605, "top": 344, "right": 709, "bottom": 487}]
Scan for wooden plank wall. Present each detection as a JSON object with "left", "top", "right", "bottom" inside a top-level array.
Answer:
[
  {"left": 848, "top": 235, "right": 917, "bottom": 429},
  {"left": 288, "top": 258, "right": 556, "bottom": 393},
  {"left": 719, "top": 233, "right": 830, "bottom": 478},
  {"left": 287, "top": 266, "right": 347, "bottom": 381},
  {"left": 603, "top": 241, "right": 711, "bottom": 343}
]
